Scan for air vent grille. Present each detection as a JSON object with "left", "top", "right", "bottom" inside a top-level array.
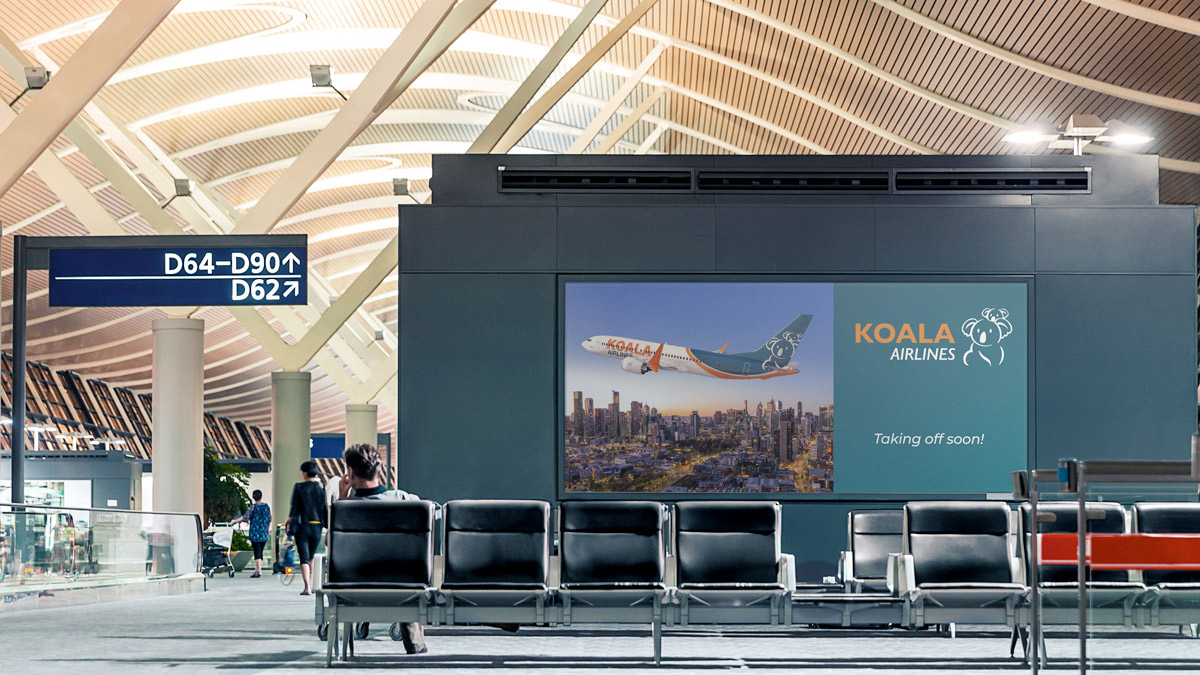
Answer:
[
  {"left": 498, "top": 168, "right": 692, "bottom": 192},
  {"left": 496, "top": 167, "right": 1093, "bottom": 195},
  {"left": 894, "top": 169, "right": 1090, "bottom": 193},
  {"left": 696, "top": 170, "right": 889, "bottom": 193}
]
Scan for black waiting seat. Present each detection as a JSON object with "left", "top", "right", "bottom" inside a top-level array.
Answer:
[
  {"left": 1019, "top": 502, "right": 1141, "bottom": 626},
  {"left": 559, "top": 500, "right": 666, "bottom": 587},
  {"left": 675, "top": 501, "right": 782, "bottom": 588},
  {"left": 558, "top": 501, "right": 669, "bottom": 664},
  {"left": 673, "top": 501, "right": 787, "bottom": 626},
  {"left": 1133, "top": 503, "right": 1200, "bottom": 622},
  {"left": 320, "top": 499, "right": 436, "bottom": 666},
  {"left": 900, "top": 501, "right": 1025, "bottom": 628},
  {"left": 843, "top": 510, "right": 902, "bottom": 593},
  {"left": 324, "top": 499, "right": 435, "bottom": 590},
  {"left": 439, "top": 499, "right": 553, "bottom": 626}
]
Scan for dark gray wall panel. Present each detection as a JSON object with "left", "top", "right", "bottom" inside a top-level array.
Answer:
[
  {"left": 400, "top": 273, "right": 557, "bottom": 502},
  {"left": 1031, "top": 154, "right": 1158, "bottom": 207},
  {"left": 876, "top": 207, "right": 1035, "bottom": 271},
  {"left": 400, "top": 206, "right": 556, "bottom": 271},
  {"left": 715, "top": 206, "right": 875, "bottom": 271},
  {"left": 1034, "top": 274, "right": 1197, "bottom": 468},
  {"left": 557, "top": 206, "right": 715, "bottom": 270},
  {"left": 1035, "top": 207, "right": 1196, "bottom": 273},
  {"left": 429, "top": 154, "right": 555, "bottom": 206}
]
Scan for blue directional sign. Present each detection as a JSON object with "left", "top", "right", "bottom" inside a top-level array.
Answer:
[{"left": 48, "top": 243, "right": 308, "bottom": 306}]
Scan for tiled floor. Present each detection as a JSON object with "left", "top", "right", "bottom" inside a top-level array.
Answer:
[{"left": 2, "top": 574, "right": 1198, "bottom": 673}]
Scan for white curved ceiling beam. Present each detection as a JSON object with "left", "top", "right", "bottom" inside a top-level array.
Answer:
[
  {"left": 470, "top": 0, "right": 613, "bottom": 152},
  {"left": 56, "top": 318, "right": 251, "bottom": 371},
  {"left": 701, "top": 0, "right": 1019, "bottom": 132},
  {"left": 568, "top": 42, "right": 667, "bottom": 153},
  {"left": 230, "top": 167, "right": 430, "bottom": 210},
  {"left": 18, "top": 0, "right": 308, "bottom": 49},
  {"left": 592, "top": 88, "right": 664, "bottom": 154},
  {"left": 235, "top": 0, "right": 468, "bottom": 236},
  {"left": 1078, "top": 0, "right": 1200, "bottom": 36},
  {"left": 494, "top": 0, "right": 662, "bottom": 153},
  {"left": 36, "top": 315, "right": 238, "bottom": 360},
  {"left": 867, "top": 0, "right": 1200, "bottom": 116},
  {"left": 0, "top": 0, "right": 182, "bottom": 198}
]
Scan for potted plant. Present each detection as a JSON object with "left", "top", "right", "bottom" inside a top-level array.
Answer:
[{"left": 230, "top": 530, "right": 254, "bottom": 572}]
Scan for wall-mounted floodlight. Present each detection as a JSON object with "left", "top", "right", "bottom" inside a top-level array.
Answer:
[
  {"left": 160, "top": 178, "right": 194, "bottom": 209},
  {"left": 375, "top": 330, "right": 385, "bottom": 341},
  {"left": 393, "top": 177, "right": 409, "bottom": 196},
  {"left": 1002, "top": 114, "right": 1153, "bottom": 156},
  {"left": 310, "top": 64, "right": 347, "bottom": 101},
  {"left": 9, "top": 66, "right": 50, "bottom": 106}
]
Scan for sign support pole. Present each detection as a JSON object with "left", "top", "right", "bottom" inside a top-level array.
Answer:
[{"left": 11, "top": 235, "right": 27, "bottom": 507}]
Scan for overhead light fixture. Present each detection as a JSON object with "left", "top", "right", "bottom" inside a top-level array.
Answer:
[
  {"left": 1001, "top": 128, "right": 1053, "bottom": 145},
  {"left": 1098, "top": 120, "right": 1154, "bottom": 146},
  {"left": 9, "top": 66, "right": 50, "bottom": 106},
  {"left": 1002, "top": 115, "right": 1152, "bottom": 156},
  {"left": 160, "top": 178, "right": 194, "bottom": 209},
  {"left": 310, "top": 64, "right": 347, "bottom": 101},
  {"left": 0, "top": 415, "right": 11, "bottom": 426},
  {"left": 90, "top": 436, "right": 127, "bottom": 451},
  {"left": 57, "top": 431, "right": 94, "bottom": 451},
  {"left": 392, "top": 177, "right": 409, "bottom": 196}
]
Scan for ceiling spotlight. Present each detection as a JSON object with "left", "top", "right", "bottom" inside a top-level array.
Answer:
[
  {"left": 1001, "top": 128, "right": 1051, "bottom": 145},
  {"left": 8, "top": 66, "right": 50, "bottom": 106},
  {"left": 160, "top": 178, "right": 194, "bottom": 209},
  {"left": 1002, "top": 114, "right": 1152, "bottom": 156},
  {"left": 392, "top": 177, "right": 409, "bottom": 196},
  {"left": 310, "top": 64, "right": 347, "bottom": 101},
  {"left": 1099, "top": 120, "right": 1154, "bottom": 146}
]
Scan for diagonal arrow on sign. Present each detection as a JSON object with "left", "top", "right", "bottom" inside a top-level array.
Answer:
[{"left": 284, "top": 280, "right": 300, "bottom": 298}]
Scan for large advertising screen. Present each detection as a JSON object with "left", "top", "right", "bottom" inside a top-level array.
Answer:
[{"left": 563, "top": 280, "right": 1028, "bottom": 495}]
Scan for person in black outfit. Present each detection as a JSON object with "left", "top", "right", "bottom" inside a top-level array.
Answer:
[{"left": 287, "top": 460, "right": 326, "bottom": 595}]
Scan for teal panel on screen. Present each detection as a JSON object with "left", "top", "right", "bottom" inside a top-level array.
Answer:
[{"left": 834, "top": 282, "right": 1028, "bottom": 493}]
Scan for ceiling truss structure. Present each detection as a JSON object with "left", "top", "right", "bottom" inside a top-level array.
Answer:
[{"left": 0, "top": 0, "right": 1194, "bottom": 437}]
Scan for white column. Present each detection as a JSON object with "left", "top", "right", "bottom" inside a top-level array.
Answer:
[
  {"left": 271, "top": 371, "right": 312, "bottom": 525},
  {"left": 151, "top": 318, "right": 204, "bottom": 515},
  {"left": 345, "top": 403, "right": 378, "bottom": 449}
]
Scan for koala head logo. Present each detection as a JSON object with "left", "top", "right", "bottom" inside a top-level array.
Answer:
[
  {"left": 961, "top": 308, "right": 1012, "bottom": 366},
  {"left": 764, "top": 331, "right": 802, "bottom": 368}
]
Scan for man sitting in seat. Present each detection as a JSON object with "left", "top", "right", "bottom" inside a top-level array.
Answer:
[{"left": 337, "top": 443, "right": 427, "bottom": 655}]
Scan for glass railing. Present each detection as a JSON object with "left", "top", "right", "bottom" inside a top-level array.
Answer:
[{"left": 0, "top": 502, "right": 201, "bottom": 588}]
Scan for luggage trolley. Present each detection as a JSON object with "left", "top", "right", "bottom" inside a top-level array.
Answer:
[{"left": 202, "top": 525, "right": 236, "bottom": 579}]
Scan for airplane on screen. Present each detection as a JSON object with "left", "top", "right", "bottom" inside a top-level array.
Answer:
[{"left": 582, "top": 313, "right": 813, "bottom": 380}]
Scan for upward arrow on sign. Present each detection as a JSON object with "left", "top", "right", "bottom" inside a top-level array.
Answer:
[{"left": 283, "top": 252, "right": 301, "bottom": 272}]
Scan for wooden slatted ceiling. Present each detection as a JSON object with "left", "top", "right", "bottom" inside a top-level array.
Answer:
[{"left": 0, "top": 0, "right": 1195, "bottom": 432}]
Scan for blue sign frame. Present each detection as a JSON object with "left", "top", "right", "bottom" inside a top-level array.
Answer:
[{"left": 49, "top": 242, "right": 307, "bottom": 307}]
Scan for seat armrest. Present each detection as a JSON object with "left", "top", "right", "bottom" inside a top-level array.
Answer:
[
  {"left": 665, "top": 553, "right": 676, "bottom": 588},
  {"left": 432, "top": 554, "right": 444, "bottom": 589},
  {"left": 1010, "top": 554, "right": 1022, "bottom": 585},
  {"left": 779, "top": 554, "right": 796, "bottom": 592},
  {"left": 313, "top": 554, "right": 325, "bottom": 591},
  {"left": 548, "top": 554, "right": 560, "bottom": 590},
  {"left": 838, "top": 551, "right": 853, "bottom": 591},
  {"left": 887, "top": 553, "right": 914, "bottom": 595}
]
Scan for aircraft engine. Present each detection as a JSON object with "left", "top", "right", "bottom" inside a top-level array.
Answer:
[{"left": 622, "top": 357, "right": 650, "bottom": 374}]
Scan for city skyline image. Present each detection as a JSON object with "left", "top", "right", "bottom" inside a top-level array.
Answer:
[{"left": 564, "top": 282, "right": 835, "bottom": 494}]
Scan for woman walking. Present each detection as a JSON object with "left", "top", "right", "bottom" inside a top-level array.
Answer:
[
  {"left": 286, "top": 461, "right": 326, "bottom": 595},
  {"left": 230, "top": 489, "right": 270, "bottom": 577}
]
